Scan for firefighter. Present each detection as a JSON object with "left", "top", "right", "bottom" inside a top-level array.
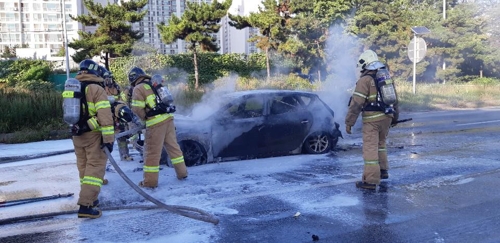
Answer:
[
  {"left": 345, "top": 50, "right": 399, "bottom": 191},
  {"left": 128, "top": 67, "right": 188, "bottom": 188},
  {"left": 101, "top": 69, "right": 134, "bottom": 161},
  {"left": 68, "top": 59, "right": 115, "bottom": 218}
]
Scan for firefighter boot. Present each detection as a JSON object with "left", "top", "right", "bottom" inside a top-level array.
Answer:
[
  {"left": 355, "top": 181, "right": 377, "bottom": 190},
  {"left": 174, "top": 162, "right": 188, "bottom": 180},
  {"left": 380, "top": 170, "right": 389, "bottom": 179},
  {"left": 78, "top": 205, "right": 102, "bottom": 219},
  {"left": 92, "top": 199, "right": 99, "bottom": 207},
  {"left": 119, "top": 146, "right": 133, "bottom": 161}
]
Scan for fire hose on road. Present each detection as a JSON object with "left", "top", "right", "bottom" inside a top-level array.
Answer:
[
  {"left": 0, "top": 193, "right": 74, "bottom": 208},
  {"left": 104, "top": 148, "right": 220, "bottom": 225}
]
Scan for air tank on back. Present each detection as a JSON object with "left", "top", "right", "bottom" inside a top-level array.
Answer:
[{"left": 62, "top": 78, "right": 81, "bottom": 125}]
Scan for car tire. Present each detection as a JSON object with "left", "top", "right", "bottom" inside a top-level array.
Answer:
[
  {"left": 303, "top": 131, "right": 332, "bottom": 154},
  {"left": 179, "top": 140, "right": 208, "bottom": 167}
]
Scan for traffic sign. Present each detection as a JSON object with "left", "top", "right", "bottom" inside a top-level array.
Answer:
[{"left": 408, "top": 36, "right": 427, "bottom": 63}]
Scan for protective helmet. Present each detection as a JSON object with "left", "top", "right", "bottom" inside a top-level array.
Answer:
[
  {"left": 357, "top": 50, "right": 379, "bottom": 70},
  {"left": 151, "top": 74, "right": 163, "bottom": 87},
  {"left": 103, "top": 70, "right": 113, "bottom": 79},
  {"left": 78, "top": 59, "right": 100, "bottom": 76},
  {"left": 103, "top": 70, "right": 114, "bottom": 87},
  {"left": 97, "top": 65, "right": 108, "bottom": 78},
  {"left": 128, "top": 67, "right": 146, "bottom": 85}
]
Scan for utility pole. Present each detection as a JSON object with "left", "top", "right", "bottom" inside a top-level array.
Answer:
[
  {"left": 443, "top": 0, "right": 446, "bottom": 84},
  {"left": 61, "top": 0, "right": 70, "bottom": 78}
]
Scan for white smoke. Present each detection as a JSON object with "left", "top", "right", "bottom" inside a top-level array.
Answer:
[{"left": 320, "top": 24, "right": 362, "bottom": 126}]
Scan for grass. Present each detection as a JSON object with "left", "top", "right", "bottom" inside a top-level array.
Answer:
[
  {"left": 395, "top": 81, "right": 500, "bottom": 111},
  {"left": 1, "top": 76, "right": 500, "bottom": 144}
]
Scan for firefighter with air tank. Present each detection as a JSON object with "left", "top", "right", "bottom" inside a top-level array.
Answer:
[
  {"left": 62, "top": 59, "right": 114, "bottom": 218},
  {"left": 128, "top": 67, "right": 188, "bottom": 188},
  {"left": 345, "top": 50, "right": 400, "bottom": 191}
]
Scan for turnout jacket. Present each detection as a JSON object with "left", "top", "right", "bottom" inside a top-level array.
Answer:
[
  {"left": 345, "top": 70, "right": 399, "bottom": 126},
  {"left": 75, "top": 73, "right": 115, "bottom": 144},
  {"left": 131, "top": 76, "right": 173, "bottom": 128}
]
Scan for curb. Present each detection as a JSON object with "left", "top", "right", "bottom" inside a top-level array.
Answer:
[{"left": 0, "top": 149, "right": 75, "bottom": 164}]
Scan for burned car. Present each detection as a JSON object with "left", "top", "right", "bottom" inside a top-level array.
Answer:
[{"left": 174, "top": 90, "right": 343, "bottom": 167}]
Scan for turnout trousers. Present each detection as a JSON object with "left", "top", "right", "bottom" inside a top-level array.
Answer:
[
  {"left": 143, "top": 118, "right": 187, "bottom": 187},
  {"left": 73, "top": 131, "right": 107, "bottom": 206},
  {"left": 361, "top": 117, "right": 392, "bottom": 185}
]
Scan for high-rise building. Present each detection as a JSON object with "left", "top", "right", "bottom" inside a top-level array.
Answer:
[{"left": 0, "top": 0, "right": 110, "bottom": 59}]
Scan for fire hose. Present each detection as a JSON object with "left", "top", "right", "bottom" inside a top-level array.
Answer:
[
  {"left": 0, "top": 193, "right": 74, "bottom": 208},
  {"left": 104, "top": 148, "right": 219, "bottom": 225}
]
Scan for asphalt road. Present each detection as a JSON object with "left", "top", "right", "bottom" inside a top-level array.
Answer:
[{"left": 1, "top": 107, "right": 500, "bottom": 243}]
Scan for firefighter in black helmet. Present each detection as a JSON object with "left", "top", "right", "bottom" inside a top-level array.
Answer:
[
  {"left": 68, "top": 59, "right": 115, "bottom": 218},
  {"left": 128, "top": 67, "right": 188, "bottom": 188}
]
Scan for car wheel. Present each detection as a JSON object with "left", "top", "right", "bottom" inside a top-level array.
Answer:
[
  {"left": 179, "top": 140, "right": 208, "bottom": 167},
  {"left": 303, "top": 132, "right": 331, "bottom": 154}
]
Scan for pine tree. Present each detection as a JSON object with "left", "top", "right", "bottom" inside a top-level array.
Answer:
[
  {"left": 69, "top": 0, "right": 147, "bottom": 69},
  {"left": 280, "top": 0, "right": 352, "bottom": 81},
  {"left": 229, "top": 0, "right": 286, "bottom": 81},
  {"left": 158, "top": 0, "right": 232, "bottom": 89}
]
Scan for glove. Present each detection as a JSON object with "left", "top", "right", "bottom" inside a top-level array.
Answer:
[
  {"left": 345, "top": 125, "right": 352, "bottom": 134},
  {"left": 101, "top": 142, "right": 114, "bottom": 153},
  {"left": 166, "top": 105, "right": 176, "bottom": 113}
]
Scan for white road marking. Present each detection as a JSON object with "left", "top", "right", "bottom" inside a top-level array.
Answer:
[{"left": 455, "top": 120, "right": 500, "bottom": 126}]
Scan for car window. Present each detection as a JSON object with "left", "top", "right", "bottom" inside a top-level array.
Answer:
[
  {"left": 298, "top": 95, "right": 312, "bottom": 106},
  {"left": 270, "top": 95, "right": 302, "bottom": 115},
  {"left": 225, "top": 96, "right": 264, "bottom": 119}
]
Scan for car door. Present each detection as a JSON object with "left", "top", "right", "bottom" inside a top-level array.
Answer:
[
  {"left": 211, "top": 95, "right": 266, "bottom": 158},
  {"left": 260, "top": 94, "right": 313, "bottom": 154}
]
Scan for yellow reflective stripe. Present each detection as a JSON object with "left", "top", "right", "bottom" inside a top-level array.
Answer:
[
  {"left": 145, "top": 113, "right": 172, "bottom": 127},
  {"left": 353, "top": 92, "right": 367, "bottom": 99},
  {"left": 81, "top": 176, "right": 103, "bottom": 187},
  {"left": 132, "top": 100, "right": 145, "bottom": 108},
  {"left": 95, "top": 100, "right": 111, "bottom": 110},
  {"left": 378, "top": 147, "right": 387, "bottom": 152},
  {"left": 144, "top": 84, "right": 151, "bottom": 90},
  {"left": 120, "top": 92, "right": 127, "bottom": 101},
  {"left": 171, "top": 156, "right": 184, "bottom": 164},
  {"left": 145, "top": 94, "right": 156, "bottom": 108},
  {"left": 367, "top": 95, "right": 377, "bottom": 101},
  {"left": 362, "top": 113, "right": 386, "bottom": 121},
  {"left": 62, "top": 91, "right": 74, "bottom": 98},
  {"left": 87, "top": 102, "right": 96, "bottom": 115},
  {"left": 88, "top": 117, "right": 99, "bottom": 130},
  {"left": 364, "top": 160, "right": 379, "bottom": 166},
  {"left": 100, "top": 125, "right": 114, "bottom": 135},
  {"left": 143, "top": 165, "right": 160, "bottom": 173}
]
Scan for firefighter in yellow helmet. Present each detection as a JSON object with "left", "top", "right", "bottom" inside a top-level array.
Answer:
[
  {"left": 64, "top": 59, "right": 115, "bottom": 218},
  {"left": 345, "top": 50, "right": 399, "bottom": 190},
  {"left": 128, "top": 67, "right": 188, "bottom": 188}
]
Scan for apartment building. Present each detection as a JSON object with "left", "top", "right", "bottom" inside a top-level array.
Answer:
[
  {"left": 0, "top": 0, "right": 109, "bottom": 60},
  {"left": 137, "top": 0, "right": 259, "bottom": 55}
]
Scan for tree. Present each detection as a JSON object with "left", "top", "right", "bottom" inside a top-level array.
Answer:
[
  {"left": 1, "top": 46, "right": 16, "bottom": 59},
  {"left": 229, "top": 0, "right": 287, "bottom": 81},
  {"left": 69, "top": 0, "right": 147, "bottom": 70},
  {"left": 280, "top": 0, "right": 353, "bottom": 81},
  {"left": 158, "top": 0, "right": 231, "bottom": 89}
]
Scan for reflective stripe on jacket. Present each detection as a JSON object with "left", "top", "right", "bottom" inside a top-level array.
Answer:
[
  {"left": 131, "top": 79, "right": 173, "bottom": 128},
  {"left": 345, "top": 70, "right": 393, "bottom": 126},
  {"left": 76, "top": 73, "right": 115, "bottom": 143}
]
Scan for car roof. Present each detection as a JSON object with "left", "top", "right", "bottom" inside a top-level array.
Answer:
[{"left": 222, "top": 89, "right": 317, "bottom": 99}]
